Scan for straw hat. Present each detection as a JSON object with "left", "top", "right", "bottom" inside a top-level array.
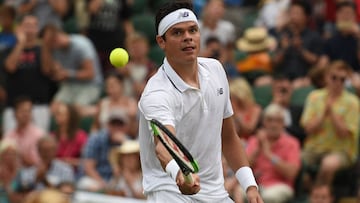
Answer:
[
  {"left": 117, "top": 140, "right": 140, "bottom": 154},
  {"left": 236, "top": 27, "right": 276, "bottom": 53}
]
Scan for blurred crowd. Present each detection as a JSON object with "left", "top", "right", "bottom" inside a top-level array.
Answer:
[{"left": 1, "top": 0, "right": 360, "bottom": 203}]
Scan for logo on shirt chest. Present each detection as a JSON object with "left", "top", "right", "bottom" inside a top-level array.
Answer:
[{"left": 217, "top": 88, "right": 223, "bottom": 96}]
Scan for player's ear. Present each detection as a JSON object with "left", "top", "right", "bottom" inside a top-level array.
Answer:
[{"left": 156, "top": 35, "right": 165, "bottom": 50}]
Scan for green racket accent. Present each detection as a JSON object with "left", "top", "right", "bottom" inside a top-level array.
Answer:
[{"left": 150, "top": 119, "right": 200, "bottom": 181}]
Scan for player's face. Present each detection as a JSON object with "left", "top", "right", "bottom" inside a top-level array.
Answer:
[{"left": 157, "top": 21, "right": 200, "bottom": 66}]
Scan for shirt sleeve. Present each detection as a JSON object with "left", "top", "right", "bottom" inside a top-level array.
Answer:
[
  {"left": 283, "top": 137, "right": 301, "bottom": 168},
  {"left": 344, "top": 96, "right": 360, "bottom": 139},
  {"left": 138, "top": 89, "right": 177, "bottom": 127},
  {"left": 82, "top": 134, "right": 99, "bottom": 159},
  {"left": 300, "top": 91, "right": 321, "bottom": 128}
]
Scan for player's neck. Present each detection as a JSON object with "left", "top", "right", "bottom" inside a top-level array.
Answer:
[{"left": 171, "top": 61, "right": 199, "bottom": 89}]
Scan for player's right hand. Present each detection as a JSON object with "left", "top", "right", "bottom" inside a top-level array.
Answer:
[{"left": 176, "top": 172, "right": 200, "bottom": 195}]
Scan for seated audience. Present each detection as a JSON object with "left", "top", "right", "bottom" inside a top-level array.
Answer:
[
  {"left": 3, "top": 97, "right": 44, "bottom": 167},
  {"left": 14, "top": 136, "right": 74, "bottom": 193},
  {"left": 41, "top": 24, "right": 103, "bottom": 115},
  {"left": 272, "top": 1, "right": 323, "bottom": 88},
  {"left": 301, "top": 60, "right": 359, "bottom": 186},
  {"left": 0, "top": 139, "right": 21, "bottom": 203},
  {"left": 52, "top": 103, "right": 87, "bottom": 171},
  {"left": 236, "top": 27, "right": 276, "bottom": 86},
  {"left": 229, "top": 78, "right": 261, "bottom": 140},
  {"left": 108, "top": 140, "right": 144, "bottom": 199},
  {"left": 222, "top": 156, "right": 242, "bottom": 203},
  {"left": 121, "top": 32, "right": 157, "bottom": 99},
  {"left": 79, "top": 109, "right": 130, "bottom": 191},
  {"left": 2, "top": 15, "right": 53, "bottom": 132},
  {"left": 244, "top": 103, "right": 301, "bottom": 203},
  {"left": 321, "top": 1, "right": 360, "bottom": 72},
  {"left": 309, "top": 182, "right": 334, "bottom": 203},
  {"left": 92, "top": 72, "right": 138, "bottom": 138}
]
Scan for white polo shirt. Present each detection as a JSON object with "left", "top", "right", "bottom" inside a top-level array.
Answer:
[{"left": 138, "top": 57, "right": 233, "bottom": 202}]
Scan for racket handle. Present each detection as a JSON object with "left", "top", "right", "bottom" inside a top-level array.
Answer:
[{"left": 183, "top": 173, "right": 194, "bottom": 184}]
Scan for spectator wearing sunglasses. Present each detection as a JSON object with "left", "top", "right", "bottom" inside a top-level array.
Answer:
[
  {"left": 78, "top": 109, "right": 130, "bottom": 192},
  {"left": 301, "top": 60, "right": 359, "bottom": 187}
]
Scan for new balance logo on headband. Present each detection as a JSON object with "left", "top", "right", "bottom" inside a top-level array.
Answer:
[{"left": 178, "top": 11, "right": 189, "bottom": 18}]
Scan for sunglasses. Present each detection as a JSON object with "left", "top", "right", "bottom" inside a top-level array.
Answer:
[
  {"left": 109, "top": 119, "right": 125, "bottom": 126},
  {"left": 331, "top": 75, "right": 346, "bottom": 83}
]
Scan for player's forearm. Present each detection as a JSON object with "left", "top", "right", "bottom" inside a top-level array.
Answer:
[{"left": 155, "top": 141, "right": 173, "bottom": 170}]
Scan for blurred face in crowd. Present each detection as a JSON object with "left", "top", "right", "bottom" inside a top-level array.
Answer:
[
  {"left": 0, "top": 145, "right": 18, "bottom": 167},
  {"left": 204, "top": 0, "right": 225, "bottom": 21},
  {"left": 127, "top": 38, "right": 149, "bottom": 61},
  {"left": 326, "top": 68, "right": 348, "bottom": 95},
  {"left": 263, "top": 113, "right": 284, "bottom": 139},
  {"left": 0, "top": 7, "right": 15, "bottom": 30},
  {"left": 15, "top": 101, "right": 32, "bottom": 127},
  {"left": 272, "top": 79, "right": 292, "bottom": 106},
  {"left": 105, "top": 75, "right": 123, "bottom": 99},
  {"left": 289, "top": 4, "right": 307, "bottom": 28},
  {"left": 119, "top": 152, "right": 141, "bottom": 171},
  {"left": 336, "top": 5, "right": 356, "bottom": 23},
  {"left": 38, "top": 138, "right": 57, "bottom": 164},
  {"left": 310, "top": 185, "right": 334, "bottom": 203},
  {"left": 54, "top": 103, "right": 69, "bottom": 127},
  {"left": 157, "top": 21, "right": 200, "bottom": 67},
  {"left": 108, "top": 118, "right": 128, "bottom": 144},
  {"left": 21, "top": 15, "right": 39, "bottom": 41}
]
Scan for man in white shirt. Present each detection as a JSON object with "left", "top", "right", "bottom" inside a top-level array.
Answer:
[{"left": 138, "top": 1, "right": 263, "bottom": 203}]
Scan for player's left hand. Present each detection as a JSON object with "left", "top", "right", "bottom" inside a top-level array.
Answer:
[{"left": 246, "top": 186, "right": 264, "bottom": 203}]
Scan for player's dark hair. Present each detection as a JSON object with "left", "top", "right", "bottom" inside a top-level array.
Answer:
[
  {"left": 13, "top": 96, "right": 32, "bottom": 110},
  {"left": 155, "top": 0, "right": 193, "bottom": 39},
  {"left": 291, "top": 0, "right": 312, "bottom": 16},
  {"left": 336, "top": 1, "right": 357, "bottom": 11}
]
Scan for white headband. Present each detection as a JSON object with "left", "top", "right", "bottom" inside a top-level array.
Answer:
[{"left": 158, "top": 8, "right": 198, "bottom": 36}]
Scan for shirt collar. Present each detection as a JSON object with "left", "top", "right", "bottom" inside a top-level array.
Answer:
[{"left": 162, "top": 57, "right": 210, "bottom": 92}]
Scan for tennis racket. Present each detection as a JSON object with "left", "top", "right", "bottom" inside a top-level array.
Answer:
[{"left": 150, "top": 119, "right": 199, "bottom": 183}]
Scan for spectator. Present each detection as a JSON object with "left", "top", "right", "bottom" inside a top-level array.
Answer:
[
  {"left": 92, "top": 72, "right": 138, "bottom": 138},
  {"left": 3, "top": 96, "right": 44, "bottom": 167},
  {"left": 0, "top": 5, "right": 17, "bottom": 53},
  {"left": 86, "top": 0, "right": 133, "bottom": 74},
  {"left": 309, "top": 182, "right": 334, "bottom": 203},
  {"left": 229, "top": 78, "right": 262, "bottom": 140},
  {"left": 255, "top": 0, "right": 290, "bottom": 30},
  {"left": 200, "top": 36, "right": 239, "bottom": 79},
  {"left": 108, "top": 140, "right": 144, "bottom": 199},
  {"left": 301, "top": 60, "right": 359, "bottom": 186},
  {"left": 23, "top": 188, "right": 70, "bottom": 203},
  {"left": 121, "top": 32, "right": 157, "bottom": 99},
  {"left": 57, "top": 181, "right": 75, "bottom": 199},
  {"left": 41, "top": 24, "right": 103, "bottom": 115},
  {"left": 0, "top": 139, "right": 21, "bottom": 203},
  {"left": 236, "top": 27, "right": 276, "bottom": 86},
  {"left": 271, "top": 74, "right": 306, "bottom": 144},
  {"left": 79, "top": 109, "right": 130, "bottom": 192},
  {"left": 2, "top": 15, "right": 53, "bottom": 133},
  {"left": 272, "top": 0, "right": 323, "bottom": 88},
  {"left": 14, "top": 136, "right": 74, "bottom": 193},
  {"left": 52, "top": 103, "right": 87, "bottom": 171},
  {"left": 16, "top": 0, "right": 68, "bottom": 30},
  {"left": 321, "top": 1, "right": 360, "bottom": 72},
  {"left": 198, "top": 0, "right": 236, "bottom": 50},
  {"left": 244, "top": 103, "right": 301, "bottom": 203}
]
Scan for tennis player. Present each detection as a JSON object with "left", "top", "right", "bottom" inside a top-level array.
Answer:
[{"left": 138, "top": 1, "right": 263, "bottom": 202}]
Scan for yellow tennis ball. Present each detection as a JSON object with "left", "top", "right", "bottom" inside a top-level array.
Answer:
[{"left": 109, "top": 48, "right": 129, "bottom": 68}]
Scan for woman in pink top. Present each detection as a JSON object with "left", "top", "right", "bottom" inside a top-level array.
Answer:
[{"left": 52, "top": 103, "right": 87, "bottom": 170}]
